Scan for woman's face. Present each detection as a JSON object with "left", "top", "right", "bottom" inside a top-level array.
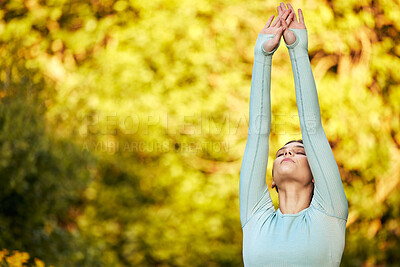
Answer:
[{"left": 272, "top": 142, "right": 314, "bottom": 189}]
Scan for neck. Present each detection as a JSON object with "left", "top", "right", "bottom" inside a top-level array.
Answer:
[{"left": 277, "top": 183, "right": 313, "bottom": 214}]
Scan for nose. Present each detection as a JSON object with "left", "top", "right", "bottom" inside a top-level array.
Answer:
[{"left": 284, "top": 150, "right": 294, "bottom": 156}]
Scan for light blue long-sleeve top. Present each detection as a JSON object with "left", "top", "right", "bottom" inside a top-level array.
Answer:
[{"left": 239, "top": 29, "right": 349, "bottom": 267}]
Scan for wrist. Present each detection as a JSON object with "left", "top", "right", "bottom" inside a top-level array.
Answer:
[
  {"left": 255, "top": 33, "right": 280, "bottom": 59},
  {"left": 285, "top": 29, "right": 309, "bottom": 59},
  {"left": 285, "top": 32, "right": 299, "bottom": 48},
  {"left": 262, "top": 38, "right": 281, "bottom": 55}
]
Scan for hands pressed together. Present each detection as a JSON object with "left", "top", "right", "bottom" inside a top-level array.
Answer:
[{"left": 261, "top": 2, "right": 306, "bottom": 53}]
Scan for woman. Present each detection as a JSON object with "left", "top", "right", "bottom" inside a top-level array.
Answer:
[{"left": 239, "top": 3, "right": 349, "bottom": 266}]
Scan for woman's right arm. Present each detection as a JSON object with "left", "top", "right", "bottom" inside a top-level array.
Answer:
[{"left": 239, "top": 13, "right": 289, "bottom": 228}]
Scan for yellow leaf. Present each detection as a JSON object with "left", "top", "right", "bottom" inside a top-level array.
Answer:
[{"left": 34, "top": 258, "right": 46, "bottom": 267}]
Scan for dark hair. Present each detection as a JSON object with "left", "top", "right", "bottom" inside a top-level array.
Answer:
[
  {"left": 282, "top": 139, "right": 303, "bottom": 147},
  {"left": 272, "top": 139, "right": 303, "bottom": 193}
]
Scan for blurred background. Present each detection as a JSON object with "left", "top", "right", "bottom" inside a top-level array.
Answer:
[{"left": 0, "top": 0, "right": 399, "bottom": 266}]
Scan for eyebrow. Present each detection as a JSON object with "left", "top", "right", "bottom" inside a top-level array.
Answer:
[{"left": 276, "top": 145, "right": 305, "bottom": 155}]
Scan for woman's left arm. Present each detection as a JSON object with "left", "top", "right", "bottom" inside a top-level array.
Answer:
[{"left": 282, "top": 5, "right": 349, "bottom": 220}]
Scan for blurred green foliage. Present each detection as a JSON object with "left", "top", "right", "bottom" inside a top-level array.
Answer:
[{"left": 0, "top": 0, "right": 399, "bottom": 266}]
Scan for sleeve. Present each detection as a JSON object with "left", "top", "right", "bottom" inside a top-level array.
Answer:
[
  {"left": 286, "top": 29, "right": 349, "bottom": 220},
  {"left": 239, "top": 33, "right": 279, "bottom": 228}
]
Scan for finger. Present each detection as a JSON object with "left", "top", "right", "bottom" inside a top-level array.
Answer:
[
  {"left": 273, "top": 17, "right": 282, "bottom": 28},
  {"left": 281, "top": 18, "right": 288, "bottom": 29},
  {"left": 273, "top": 26, "right": 284, "bottom": 42},
  {"left": 298, "top": 9, "right": 305, "bottom": 26},
  {"left": 281, "top": 8, "right": 291, "bottom": 20},
  {"left": 286, "top": 12, "right": 294, "bottom": 25},
  {"left": 271, "top": 14, "right": 282, "bottom": 27},
  {"left": 265, "top": 15, "right": 275, "bottom": 27},
  {"left": 273, "top": 9, "right": 289, "bottom": 27},
  {"left": 287, "top": 3, "right": 298, "bottom": 22},
  {"left": 280, "top": 2, "right": 287, "bottom": 11},
  {"left": 277, "top": 6, "right": 282, "bottom": 16}
]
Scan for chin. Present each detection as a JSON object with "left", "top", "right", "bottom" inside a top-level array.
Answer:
[
  {"left": 275, "top": 167, "right": 312, "bottom": 184},
  {"left": 276, "top": 165, "right": 298, "bottom": 176}
]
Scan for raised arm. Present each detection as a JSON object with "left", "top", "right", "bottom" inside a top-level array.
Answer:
[
  {"left": 239, "top": 12, "right": 290, "bottom": 228},
  {"left": 279, "top": 3, "right": 348, "bottom": 219}
]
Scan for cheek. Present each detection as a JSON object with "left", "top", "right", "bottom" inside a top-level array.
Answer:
[
  {"left": 299, "top": 157, "right": 307, "bottom": 164},
  {"left": 300, "top": 157, "right": 312, "bottom": 171},
  {"left": 273, "top": 158, "right": 279, "bottom": 169}
]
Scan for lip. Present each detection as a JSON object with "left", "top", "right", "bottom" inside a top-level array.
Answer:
[{"left": 281, "top": 158, "right": 295, "bottom": 164}]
